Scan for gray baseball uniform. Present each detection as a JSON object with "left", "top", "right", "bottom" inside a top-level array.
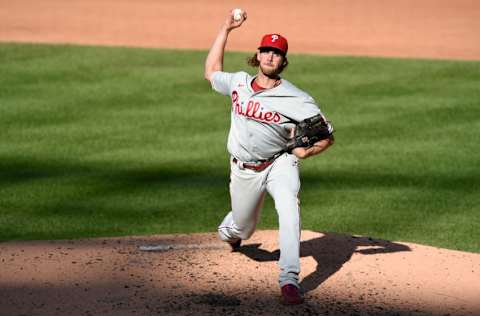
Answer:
[{"left": 211, "top": 70, "right": 333, "bottom": 288}]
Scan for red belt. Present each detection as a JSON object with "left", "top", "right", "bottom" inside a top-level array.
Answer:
[{"left": 232, "top": 157, "right": 274, "bottom": 172}]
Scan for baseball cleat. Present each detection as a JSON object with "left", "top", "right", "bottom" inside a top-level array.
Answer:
[
  {"left": 229, "top": 239, "right": 241, "bottom": 252},
  {"left": 281, "top": 284, "right": 304, "bottom": 305}
]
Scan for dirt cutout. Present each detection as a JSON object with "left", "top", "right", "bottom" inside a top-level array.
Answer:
[
  {"left": 1, "top": 1, "right": 480, "bottom": 315},
  {"left": 1, "top": 0, "right": 480, "bottom": 60}
]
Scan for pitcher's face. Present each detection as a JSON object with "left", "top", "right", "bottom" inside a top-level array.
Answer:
[{"left": 257, "top": 48, "right": 284, "bottom": 77}]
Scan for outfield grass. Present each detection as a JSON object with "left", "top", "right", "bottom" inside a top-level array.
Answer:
[{"left": 0, "top": 43, "right": 478, "bottom": 252}]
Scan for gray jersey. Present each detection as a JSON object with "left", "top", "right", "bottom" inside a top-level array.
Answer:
[{"left": 211, "top": 71, "right": 332, "bottom": 162}]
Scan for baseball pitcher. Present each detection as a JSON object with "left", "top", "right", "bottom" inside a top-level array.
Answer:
[{"left": 204, "top": 9, "right": 334, "bottom": 305}]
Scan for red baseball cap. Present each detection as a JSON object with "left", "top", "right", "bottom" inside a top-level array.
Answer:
[{"left": 258, "top": 34, "right": 288, "bottom": 55}]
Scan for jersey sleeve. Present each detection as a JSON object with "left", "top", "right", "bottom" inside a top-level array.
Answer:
[
  {"left": 210, "top": 71, "right": 234, "bottom": 96},
  {"left": 302, "top": 96, "right": 322, "bottom": 117}
]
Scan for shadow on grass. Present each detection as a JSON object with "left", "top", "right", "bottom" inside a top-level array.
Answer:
[
  {"left": 1, "top": 155, "right": 476, "bottom": 192},
  {"left": 0, "top": 156, "right": 227, "bottom": 187},
  {"left": 0, "top": 157, "right": 231, "bottom": 239},
  {"left": 238, "top": 232, "right": 411, "bottom": 293},
  {"left": 0, "top": 155, "right": 477, "bottom": 241}
]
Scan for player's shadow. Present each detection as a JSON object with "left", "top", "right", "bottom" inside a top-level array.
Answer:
[{"left": 237, "top": 232, "right": 411, "bottom": 293}]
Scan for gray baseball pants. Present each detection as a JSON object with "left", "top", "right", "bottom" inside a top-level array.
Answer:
[{"left": 218, "top": 153, "right": 301, "bottom": 288}]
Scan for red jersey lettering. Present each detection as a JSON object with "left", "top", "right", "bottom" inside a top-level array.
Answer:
[{"left": 231, "top": 92, "right": 281, "bottom": 124}]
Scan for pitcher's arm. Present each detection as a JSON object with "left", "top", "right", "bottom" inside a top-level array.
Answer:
[{"left": 204, "top": 10, "right": 247, "bottom": 81}]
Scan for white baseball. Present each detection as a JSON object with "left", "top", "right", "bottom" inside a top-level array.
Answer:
[{"left": 232, "top": 8, "right": 243, "bottom": 21}]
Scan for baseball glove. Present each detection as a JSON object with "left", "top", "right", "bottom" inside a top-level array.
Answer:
[{"left": 287, "top": 114, "right": 333, "bottom": 151}]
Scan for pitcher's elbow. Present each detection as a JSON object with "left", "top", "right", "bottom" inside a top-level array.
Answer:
[{"left": 204, "top": 70, "right": 213, "bottom": 82}]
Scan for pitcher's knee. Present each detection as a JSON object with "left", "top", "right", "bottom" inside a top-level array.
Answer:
[
  {"left": 218, "top": 224, "right": 255, "bottom": 242},
  {"left": 218, "top": 227, "right": 232, "bottom": 242}
]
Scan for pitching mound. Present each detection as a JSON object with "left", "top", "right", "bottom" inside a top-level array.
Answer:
[{"left": 1, "top": 230, "right": 479, "bottom": 315}]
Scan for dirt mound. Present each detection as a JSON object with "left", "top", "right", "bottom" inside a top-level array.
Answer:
[{"left": 1, "top": 230, "right": 479, "bottom": 315}]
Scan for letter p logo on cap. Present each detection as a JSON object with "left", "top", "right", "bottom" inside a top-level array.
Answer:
[{"left": 258, "top": 34, "right": 288, "bottom": 55}]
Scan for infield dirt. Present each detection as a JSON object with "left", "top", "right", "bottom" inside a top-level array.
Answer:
[
  {"left": 1, "top": 0, "right": 480, "bottom": 60},
  {"left": 1, "top": 1, "right": 479, "bottom": 315}
]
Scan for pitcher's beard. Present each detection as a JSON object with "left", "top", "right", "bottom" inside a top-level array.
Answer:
[{"left": 259, "top": 64, "right": 281, "bottom": 78}]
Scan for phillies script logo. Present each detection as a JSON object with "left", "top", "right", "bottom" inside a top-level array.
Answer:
[{"left": 231, "top": 91, "right": 281, "bottom": 123}]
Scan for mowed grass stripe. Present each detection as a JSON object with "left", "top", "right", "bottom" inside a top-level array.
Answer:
[{"left": 0, "top": 43, "right": 478, "bottom": 252}]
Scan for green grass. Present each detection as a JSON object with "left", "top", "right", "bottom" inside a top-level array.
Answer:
[{"left": 0, "top": 43, "right": 479, "bottom": 252}]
